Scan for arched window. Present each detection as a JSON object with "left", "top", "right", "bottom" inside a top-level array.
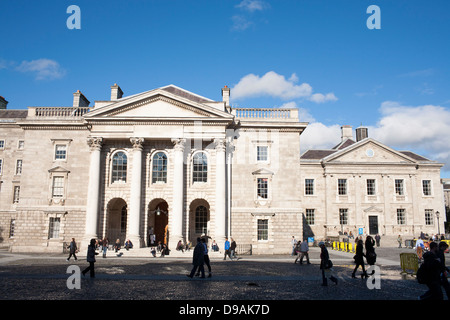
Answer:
[
  {"left": 152, "top": 152, "right": 167, "bottom": 183},
  {"left": 195, "top": 205, "right": 208, "bottom": 234},
  {"left": 111, "top": 151, "right": 127, "bottom": 183},
  {"left": 193, "top": 152, "right": 207, "bottom": 183}
]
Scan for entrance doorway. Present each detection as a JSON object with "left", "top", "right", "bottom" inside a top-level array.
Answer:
[
  {"left": 368, "top": 216, "right": 379, "bottom": 235},
  {"left": 107, "top": 198, "right": 127, "bottom": 245},
  {"left": 148, "top": 199, "right": 169, "bottom": 247}
]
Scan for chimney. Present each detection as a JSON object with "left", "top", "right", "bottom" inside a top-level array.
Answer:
[
  {"left": 341, "top": 125, "right": 353, "bottom": 142},
  {"left": 356, "top": 126, "right": 368, "bottom": 142},
  {"left": 111, "top": 83, "right": 123, "bottom": 100},
  {"left": 73, "top": 90, "right": 90, "bottom": 107},
  {"left": 221, "top": 85, "right": 230, "bottom": 106},
  {"left": 0, "top": 96, "right": 8, "bottom": 109}
]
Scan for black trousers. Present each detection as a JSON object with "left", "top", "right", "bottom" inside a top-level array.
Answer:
[
  {"left": 190, "top": 264, "right": 205, "bottom": 278},
  {"left": 82, "top": 262, "right": 95, "bottom": 278},
  {"left": 67, "top": 252, "right": 77, "bottom": 260},
  {"left": 196, "top": 255, "right": 211, "bottom": 274}
]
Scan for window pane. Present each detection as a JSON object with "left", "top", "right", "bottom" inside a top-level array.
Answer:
[
  {"left": 339, "top": 208, "right": 348, "bottom": 225},
  {"left": 195, "top": 206, "right": 208, "bottom": 234},
  {"left": 305, "top": 179, "right": 314, "bottom": 195},
  {"left": 48, "top": 217, "right": 60, "bottom": 239},
  {"left": 338, "top": 179, "right": 347, "bottom": 195},
  {"left": 306, "top": 209, "right": 315, "bottom": 225},
  {"left": 257, "top": 146, "right": 268, "bottom": 161},
  {"left": 13, "top": 186, "right": 20, "bottom": 204},
  {"left": 422, "top": 180, "right": 431, "bottom": 196},
  {"left": 52, "top": 176, "right": 64, "bottom": 198},
  {"left": 257, "top": 219, "right": 268, "bottom": 240},
  {"left": 152, "top": 152, "right": 167, "bottom": 183},
  {"left": 112, "top": 152, "right": 127, "bottom": 183},
  {"left": 367, "top": 179, "right": 376, "bottom": 195},
  {"left": 257, "top": 178, "right": 268, "bottom": 199},
  {"left": 193, "top": 152, "right": 207, "bottom": 182},
  {"left": 395, "top": 179, "right": 404, "bottom": 195},
  {"left": 425, "top": 209, "right": 434, "bottom": 225},
  {"left": 397, "top": 209, "right": 406, "bottom": 225},
  {"left": 55, "top": 145, "right": 67, "bottom": 160}
]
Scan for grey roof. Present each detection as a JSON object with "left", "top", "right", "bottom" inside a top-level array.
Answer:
[
  {"left": 332, "top": 138, "right": 356, "bottom": 150},
  {"left": 161, "top": 85, "right": 212, "bottom": 104},
  {"left": 300, "top": 149, "right": 336, "bottom": 160},
  {"left": 399, "top": 151, "right": 430, "bottom": 162},
  {"left": 0, "top": 110, "right": 28, "bottom": 119}
]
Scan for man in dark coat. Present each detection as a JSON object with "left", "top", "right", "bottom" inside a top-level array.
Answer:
[
  {"left": 418, "top": 242, "right": 443, "bottom": 300},
  {"left": 187, "top": 238, "right": 205, "bottom": 278}
]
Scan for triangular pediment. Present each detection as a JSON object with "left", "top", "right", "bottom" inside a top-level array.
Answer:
[
  {"left": 323, "top": 139, "right": 418, "bottom": 164},
  {"left": 48, "top": 166, "right": 70, "bottom": 173},
  {"left": 363, "top": 205, "right": 383, "bottom": 213},
  {"left": 84, "top": 85, "right": 234, "bottom": 120},
  {"left": 252, "top": 168, "right": 274, "bottom": 175}
]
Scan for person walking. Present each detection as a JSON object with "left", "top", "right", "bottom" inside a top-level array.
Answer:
[
  {"left": 196, "top": 237, "right": 212, "bottom": 278},
  {"left": 319, "top": 242, "right": 337, "bottom": 286},
  {"left": 294, "top": 240, "right": 302, "bottom": 264},
  {"left": 187, "top": 237, "right": 205, "bottom": 279},
  {"left": 375, "top": 234, "right": 381, "bottom": 247},
  {"left": 229, "top": 237, "right": 238, "bottom": 260},
  {"left": 418, "top": 242, "right": 443, "bottom": 300},
  {"left": 291, "top": 236, "right": 297, "bottom": 256},
  {"left": 437, "top": 241, "right": 450, "bottom": 299},
  {"left": 82, "top": 238, "right": 98, "bottom": 278},
  {"left": 224, "top": 237, "right": 231, "bottom": 260},
  {"left": 365, "top": 235, "right": 377, "bottom": 266},
  {"left": 299, "top": 239, "right": 311, "bottom": 264},
  {"left": 397, "top": 235, "right": 402, "bottom": 248},
  {"left": 66, "top": 238, "right": 78, "bottom": 261},
  {"left": 352, "top": 239, "right": 367, "bottom": 279}
]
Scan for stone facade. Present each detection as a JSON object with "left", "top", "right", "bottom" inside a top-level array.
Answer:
[{"left": 0, "top": 84, "right": 445, "bottom": 253}]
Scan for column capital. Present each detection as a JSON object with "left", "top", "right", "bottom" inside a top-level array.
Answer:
[
  {"left": 87, "top": 137, "right": 103, "bottom": 151},
  {"left": 171, "top": 138, "right": 186, "bottom": 152},
  {"left": 130, "top": 137, "right": 144, "bottom": 150},
  {"left": 214, "top": 138, "right": 226, "bottom": 152}
]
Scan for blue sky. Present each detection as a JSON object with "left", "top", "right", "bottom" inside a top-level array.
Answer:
[{"left": 1, "top": 0, "right": 450, "bottom": 176}]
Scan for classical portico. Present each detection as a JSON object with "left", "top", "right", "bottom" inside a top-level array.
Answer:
[{"left": 82, "top": 85, "right": 234, "bottom": 249}]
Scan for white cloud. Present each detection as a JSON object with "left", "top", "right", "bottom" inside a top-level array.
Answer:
[
  {"left": 16, "top": 58, "right": 66, "bottom": 80},
  {"left": 308, "top": 92, "right": 338, "bottom": 103},
  {"left": 231, "top": 71, "right": 337, "bottom": 104},
  {"left": 235, "top": 0, "right": 270, "bottom": 12},
  {"left": 231, "top": 15, "right": 253, "bottom": 31},
  {"left": 300, "top": 122, "right": 341, "bottom": 152},
  {"left": 232, "top": 71, "right": 313, "bottom": 100}
]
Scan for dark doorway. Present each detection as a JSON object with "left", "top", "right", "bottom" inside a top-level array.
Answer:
[{"left": 368, "top": 216, "right": 378, "bottom": 235}]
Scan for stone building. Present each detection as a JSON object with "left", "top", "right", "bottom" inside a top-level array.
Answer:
[
  {"left": 300, "top": 125, "right": 446, "bottom": 242},
  {"left": 0, "top": 84, "right": 445, "bottom": 253},
  {"left": 0, "top": 84, "right": 306, "bottom": 253}
]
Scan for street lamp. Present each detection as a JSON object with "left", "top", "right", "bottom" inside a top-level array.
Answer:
[{"left": 436, "top": 211, "right": 440, "bottom": 235}]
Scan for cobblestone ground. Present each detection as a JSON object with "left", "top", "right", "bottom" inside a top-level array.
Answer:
[{"left": 1, "top": 246, "right": 442, "bottom": 303}]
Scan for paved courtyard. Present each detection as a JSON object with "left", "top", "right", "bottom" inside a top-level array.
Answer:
[{"left": 1, "top": 246, "right": 443, "bottom": 305}]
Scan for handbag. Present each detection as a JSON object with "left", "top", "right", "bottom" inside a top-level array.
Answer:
[{"left": 325, "top": 259, "right": 333, "bottom": 269}]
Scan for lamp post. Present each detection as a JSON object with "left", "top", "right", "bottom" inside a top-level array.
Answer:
[{"left": 436, "top": 211, "right": 440, "bottom": 235}]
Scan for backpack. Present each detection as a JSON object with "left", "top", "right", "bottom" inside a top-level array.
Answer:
[{"left": 416, "top": 262, "right": 429, "bottom": 284}]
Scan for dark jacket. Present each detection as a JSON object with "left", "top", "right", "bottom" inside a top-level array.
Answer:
[
  {"left": 86, "top": 245, "right": 97, "bottom": 263},
  {"left": 192, "top": 241, "right": 205, "bottom": 266},
  {"left": 230, "top": 240, "right": 236, "bottom": 251},
  {"left": 320, "top": 246, "right": 330, "bottom": 270},
  {"left": 69, "top": 241, "right": 77, "bottom": 254},
  {"left": 354, "top": 243, "right": 365, "bottom": 264}
]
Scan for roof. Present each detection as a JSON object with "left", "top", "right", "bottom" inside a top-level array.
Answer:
[
  {"left": 332, "top": 138, "right": 356, "bottom": 150},
  {"left": 0, "top": 110, "right": 28, "bottom": 119},
  {"left": 300, "top": 149, "right": 336, "bottom": 160},
  {"left": 160, "top": 85, "right": 213, "bottom": 104},
  {"left": 399, "top": 151, "right": 430, "bottom": 162}
]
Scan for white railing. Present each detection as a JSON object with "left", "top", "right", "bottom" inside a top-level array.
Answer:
[
  {"left": 29, "top": 107, "right": 91, "bottom": 118},
  {"left": 232, "top": 108, "right": 298, "bottom": 121}
]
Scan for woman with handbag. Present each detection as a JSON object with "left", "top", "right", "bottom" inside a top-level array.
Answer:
[
  {"left": 352, "top": 239, "right": 368, "bottom": 279},
  {"left": 319, "top": 242, "right": 338, "bottom": 286}
]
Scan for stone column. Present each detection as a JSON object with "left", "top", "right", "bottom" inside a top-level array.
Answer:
[
  {"left": 85, "top": 137, "right": 103, "bottom": 242},
  {"left": 215, "top": 138, "right": 227, "bottom": 242},
  {"left": 171, "top": 138, "right": 185, "bottom": 249},
  {"left": 128, "top": 137, "right": 144, "bottom": 247}
]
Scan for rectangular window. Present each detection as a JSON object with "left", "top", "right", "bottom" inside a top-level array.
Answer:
[
  {"left": 52, "top": 177, "right": 64, "bottom": 198},
  {"left": 257, "top": 178, "right": 268, "bottom": 199},
  {"left": 257, "top": 146, "right": 268, "bottom": 162},
  {"left": 0, "top": 159, "right": 3, "bottom": 175},
  {"left": 395, "top": 179, "right": 404, "bottom": 196},
  {"left": 397, "top": 209, "right": 406, "bottom": 225},
  {"left": 9, "top": 219, "right": 15, "bottom": 238},
  {"left": 15, "top": 159, "right": 22, "bottom": 175},
  {"left": 366, "top": 179, "right": 376, "bottom": 195},
  {"left": 55, "top": 145, "right": 67, "bottom": 160},
  {"left": 0, "top": 140, "right": 4, "bottom": 149},
  {"left": 48, "top": 217, "right": 61, "bottom": 239},
  {"left": 305, "top": 179, "right": 314, "bottom": 195},
  {"left": 339, "top": 208, "right": 348, "bottom": 225},
  {"left": 18, "top": 140, "right": 24, "bottom": 150},
  {"left": 257, "top": 219, "right": 268, "bottom": 241},
  {"left": 305, "top": 209, "right": 315, "bottom": 225},
  {"left": 425, "top": 209, "right": 434, "bottom": 225},
  {"left": 422, "top": 180, "right": 432, "bottom": 196},
  {"left": 338, "top": 179, "right": 347, "bottom": 195},
  {"left": 13, "top": 186, "right": 20, "bottom": 204}
]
